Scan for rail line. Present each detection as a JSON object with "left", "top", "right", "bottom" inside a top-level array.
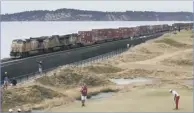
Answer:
[
  {"left": 5, "top": 47, "right": 129, "bottom": 85},
  {"left": 1, "top": 32, "right": 166, "bottom": 83},
  {"left": 1, "top": 32, "right": 162, "bottom": 64},
  {"left": 1, "top": 36, "right": 133, "bottom": 64}
]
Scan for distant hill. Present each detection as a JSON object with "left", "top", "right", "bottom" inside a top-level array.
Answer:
[{"left": 1, "top": 8, "right": 193, "bottom": 21}]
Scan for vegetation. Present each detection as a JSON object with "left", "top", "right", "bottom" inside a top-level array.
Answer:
[
  {"left": 1, "top": 8, "right": 192, "bottom": 21},
  {"left": 2, "top": 85, "right": 65, "bottom": 111}
]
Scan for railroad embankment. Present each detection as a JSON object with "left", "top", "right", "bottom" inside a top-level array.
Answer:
[{"left": 2, "top": 30, "right": 193, "bottom": 112}]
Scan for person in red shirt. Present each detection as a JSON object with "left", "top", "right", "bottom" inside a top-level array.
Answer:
[{"left": 80, "top": 83, "right": 87, "bottom": 107}]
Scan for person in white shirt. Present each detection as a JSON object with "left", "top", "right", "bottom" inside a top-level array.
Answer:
[
  {"left": 169, "top": 89, "right": 180, "bottom": 110},
  {"left": 37, "top": 61, "right": 43, "bottom": 74}
]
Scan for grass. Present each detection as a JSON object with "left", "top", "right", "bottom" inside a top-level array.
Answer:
[
  {"left": 136, "top": 47, "right": 153, "bottom": 54},
  {"left": 154, "top": 30, "right": 192, "bottom": 49},
  {"left": 145, "top": 91, "right": 171, "bottom": 96},
  {"left": 75, "top": 87, "right": 119, "bottom": 100},
  {"left": 36, "top": 68, "right": 111, "bottom": 88},
  {"left": 163, "top": 59, "right": 192, "bottom": 66},
  {"left": 3, "top": 30, "right": 193, "bottom": 112},
  {"left": 161, "top": 50, "right": 192, "bottom": 67},
  {"left": 154, "top": 38, "right": 191, "bottom": 48},
  {"left": 2, "top": 85, "right": 65, "bottom": 111},
  {"left": 2, "top": 65, "right": 118, "bottom": 111},
  {"left": 48, "top": 84, "right": 193, "bottom": 112},
  {"left": 84, "top": 65, "right": 123, "bottom": 74}
]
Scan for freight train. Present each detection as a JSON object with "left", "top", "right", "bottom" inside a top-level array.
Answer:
[{"left": 10, "top": 23, "right": 193, "bottom": 59}]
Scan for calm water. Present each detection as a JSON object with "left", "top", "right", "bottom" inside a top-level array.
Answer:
[{"left": 1, "top": 21, "right": 191, "bottom": 59}]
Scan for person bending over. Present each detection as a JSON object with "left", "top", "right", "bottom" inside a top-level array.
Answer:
[{"left": 169, "top": 89, "right": 180, "bottom": 110}]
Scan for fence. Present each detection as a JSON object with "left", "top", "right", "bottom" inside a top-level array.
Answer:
[{"left": 3, "top": 47, "right": 129, "bottom": 85}]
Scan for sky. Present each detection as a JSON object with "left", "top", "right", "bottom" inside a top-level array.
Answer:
[{"left": 1, "top": 1, "right": 193, "bottom": 14}]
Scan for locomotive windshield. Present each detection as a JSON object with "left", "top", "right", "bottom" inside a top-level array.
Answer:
[{"left": 12, "top": 39, "right": 23, "bottom": 43}]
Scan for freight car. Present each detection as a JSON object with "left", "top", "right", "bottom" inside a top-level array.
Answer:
[
  {"left": 78, "top": 31, "right": 93, "bottom": 46},
  {"left": 119, "top": 27, "right": 136, "bottom": 38},
  {"left": 10, "top": 23, "right": 193, "bottom": 59},
  {"left": 172, "top": 23, "right": 193, "bottom": 31}
]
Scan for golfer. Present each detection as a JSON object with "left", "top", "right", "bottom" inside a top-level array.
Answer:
[
  {"left": 169, "top": 89, "right": 180, "bottom": 110},
  {"left": 80, "top": 83, "right": 87, "bottom": 107}
]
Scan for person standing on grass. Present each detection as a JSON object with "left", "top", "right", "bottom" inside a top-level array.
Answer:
[
  {"left": 178, "top": 26, "right": 181, "bottom": 32},
  {"left": 80, "top": 83, "right": 88, "bottom": 107},
  {"left": 3, "top": 72, "right": 9, "bottom": 89},
  {"left": 169, "top": 89, "right": 180, "bottom": 110},
  {"left": 37, "top": 61, "right": 43, "bottom": 75}
]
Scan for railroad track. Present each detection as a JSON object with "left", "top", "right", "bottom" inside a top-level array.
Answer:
[
  {"left": 1, "top": 36, "right": 134, "bottom": 64},
  {"left": 7, "top": 47, "right": 129, "bottom": 85},
  {"left": 1, "top": 32, "right": 166, "bottom": 83}
]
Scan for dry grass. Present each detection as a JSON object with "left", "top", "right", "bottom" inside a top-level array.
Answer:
[
  {"left": 102, "top": 31, "right": 192, "bottom": 65},
  {"left": 162, "top": 59, "right": 192, "bottom": 67},
  {"left": 2, "top": 83, "right": 119, "bottom": 112},
  {"left": 161, "top": 50, "right": 192, "bottom": 67},
  {"left": 47, "top": 30, "right": 193, "bottom": 112},
  {"left": 75, "top": 87, "right": 120, "bottom": 100},
  {"left": 36, "top": 67, "right": 112, "bottom": 88},
  {"left": 49, "top": 84, "right": 193, "bottom": 112},
  {"left": 83, "top": 65, "right": 123, "bottom": 74},
  {"left": 154, "top": 38, "right": 192, "bottom": 49},
  {"left": 2, "top": 85, "right": 66, "bottom": 111},
  {"left": 106, "top": 68, "right": 191, "bottom": 80},
  {"left": 153, "top": 31, "right": 192, "bottom": 49}
]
